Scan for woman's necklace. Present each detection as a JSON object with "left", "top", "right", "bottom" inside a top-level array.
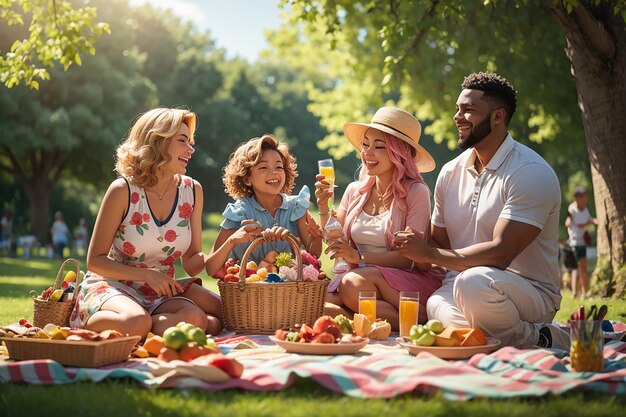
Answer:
[
  {"left": 372, "top": 186, "right": 389, "bottom": 215},
  {"left": 154, "top": 176, "right": 176, "bottom": 200}
]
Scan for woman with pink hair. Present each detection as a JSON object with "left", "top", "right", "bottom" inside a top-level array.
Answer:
[{"left": 315, "top": 107, "right": 443, "bottom": 329}]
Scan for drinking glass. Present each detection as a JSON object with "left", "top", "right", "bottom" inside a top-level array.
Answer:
[
  {"left": 318, "top": 159, "right": 336, "bottom": 211},
  {"left": 359, "top": 291, "right": 377, "bottom": 323},
  {"left": 570, "top": 320, "right": 604, "bottom": 372},
  {"left": 399, "top": 291, "right": 420, "bottom": 337}
]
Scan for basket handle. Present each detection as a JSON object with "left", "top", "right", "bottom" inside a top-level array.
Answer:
[
  {"left": 237, "top": 233, "right": 303, "bottom": 282},
  {"left": 52, "top": 258, "right": 82, "bottom": 292}
]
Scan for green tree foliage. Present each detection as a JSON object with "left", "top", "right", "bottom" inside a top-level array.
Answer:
[{"left": 0, "top": 0, "right": 110, "bottom": 89}]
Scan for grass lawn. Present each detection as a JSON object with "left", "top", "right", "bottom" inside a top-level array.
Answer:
[{"left": 1, "top": 216, "right": 625, "bottom": 415}]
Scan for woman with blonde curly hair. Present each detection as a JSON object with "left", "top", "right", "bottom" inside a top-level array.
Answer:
[
  {"left": 70, "top": 107, "right": 222, "bottom": 338},
  {"left": 204, "top": 134, "right": 322, "bottom": 277}
]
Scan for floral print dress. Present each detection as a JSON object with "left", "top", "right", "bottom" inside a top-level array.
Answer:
[{"left": 69, "top": 175, "right": 201, "bottom": 328}]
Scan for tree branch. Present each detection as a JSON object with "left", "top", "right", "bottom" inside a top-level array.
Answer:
[
  {"left": 1, "top": 144, "right": 28, "bottom": 183},
  {"left": 549, "top": 1, "right": 616, "bottom": 61}
]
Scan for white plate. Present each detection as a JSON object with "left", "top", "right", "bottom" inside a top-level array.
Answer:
[
  {"left": 270, "top": 336, "right": 369, "bottom": 355},
  {"left": 397, "top": 337, "right": 501, "bottom": 359}
]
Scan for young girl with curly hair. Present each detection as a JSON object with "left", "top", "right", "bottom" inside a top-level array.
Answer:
[
  {"left": 70, "top": 107, "right": 222, "bottom": 338},
  {"left": 205, "top": 134, "right": 322, "bottom": 276}
]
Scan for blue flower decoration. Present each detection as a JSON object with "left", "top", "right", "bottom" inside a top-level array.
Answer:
[{"left": 265, "top": 273, "right": 284, "bottom": 283}]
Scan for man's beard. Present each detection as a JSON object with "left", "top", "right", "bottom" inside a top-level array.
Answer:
[{"left": 458, "top": 113, "right": 492, "bottom": 151}]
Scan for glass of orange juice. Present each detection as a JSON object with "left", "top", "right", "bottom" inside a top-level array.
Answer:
[
  {"left": 318, "top": 158, "right": 336, "bottom": 211},
  {"left": 399, "top": 291, "right": 420, "bottom": 338},
  {"left": 358, "top": 291, "right": 377, "bottom": 323}
]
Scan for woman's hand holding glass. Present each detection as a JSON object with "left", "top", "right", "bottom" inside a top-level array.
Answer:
[
  {"left": 314, "top": 174, "right": 334, "bottom": 214},
  {"left": 144, "top": 269, "right": 184, "bottom": 298},
  {"left": 324, "top": 236, "right": 359, "bottom": 264}
]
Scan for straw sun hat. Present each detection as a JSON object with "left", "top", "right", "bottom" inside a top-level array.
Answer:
[{"left": 343, "top": 106, "right": 436, "bottom": 173}]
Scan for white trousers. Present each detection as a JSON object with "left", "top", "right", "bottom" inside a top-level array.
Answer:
[{"left": 426, "top": 266, "right": 557, "bottom": 348}]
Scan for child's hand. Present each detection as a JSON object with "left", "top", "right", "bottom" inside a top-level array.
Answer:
[
  {"left": 314, "top": 174, "right": 333, "bottom": 213},
  {"left": 228, "top": 220, "right": 261, "bottom": 245},
  {"left": 261, "top": 226, "right": 290, "bottom": 241},
  {"left": 304, "top": 211, "right": 323, "bottom": 240}
]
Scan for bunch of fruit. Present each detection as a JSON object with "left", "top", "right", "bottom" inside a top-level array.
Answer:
[
  {"left": 216, "top": 249, "right": 325, "bottom": 283},
  {"left": 0, "top": 320, "right": 124, "bottom": 342},
  {"left": 142, "top": 322, "right": 219, "bottom": 362},
  {"left": 32, "top": 270, "right": 83, "bottom": 303},
  {"left": 141, "top": 322, "right": 244, "bottom": 378},
  {"left": 274, "top": 315, "right": 369, "bottom": 344},
  {"left": 408, "top": 320, "right": 487, "bottom": 347}
]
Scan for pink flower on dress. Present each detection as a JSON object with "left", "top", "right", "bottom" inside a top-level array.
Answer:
[
  {"left": 184, "top": 178, "right": 192, "bottom": 187},
  {"left": 161, "top": 256, "right": 175, "bottom": 266},
  {"left": 130, "top": 212, "right": 143, "bottom": 226},
  {"left": 130, "top": 192, "right": 140, "bottom": 204},
  {"left": 172, "top": 250, "right": 182, "bottom": 260},
  {"left": 143, "top": 213, "right": 150, "bottom": 222},
  {"left": 178, "top": 202, "right": 192, "bottom": 219},
  {"left": 164, "top": 230, "right": 177, "bottom": 242},
  {"left": 123, "top": 241, "right": 136, "bottom": 256},
  {"left": 167, "top": 265, "right": 175, "bottom": 278}
]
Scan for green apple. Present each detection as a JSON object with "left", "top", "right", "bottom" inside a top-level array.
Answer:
[
  {"left": 415, "top": 330, "right": 436, "bottom": 346},
  {"left": 409, "top": 324, "right": 426, "bottom": 342},
  {"left": 425, "top": 319, "right": 444, "bottom": 334}
]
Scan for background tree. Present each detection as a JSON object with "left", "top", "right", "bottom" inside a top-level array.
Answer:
[
  {"left": 276, "top": 0, "right": 625, "bottom": 296},
  {"left": 0, "top": 0, "right": 154, "bottom": 244}
]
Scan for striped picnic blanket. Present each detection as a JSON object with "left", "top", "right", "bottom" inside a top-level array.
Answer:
[{"left": 2, "top": 336, "right": 626, "bottom": 399}]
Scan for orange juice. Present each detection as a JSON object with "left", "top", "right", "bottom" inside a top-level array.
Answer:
[
  {"left": 359, "top": 298, "right": 376, "bottom": 323},
  {"left": 319, "top": 165, "right": 335, "bottom": 184},
  {"left": 399, "top": 299, "right": 419, "bottom": 337}
]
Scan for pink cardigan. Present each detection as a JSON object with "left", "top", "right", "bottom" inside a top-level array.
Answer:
[{"left": 339, "top": 180, "right": 432, "bottom": 249}]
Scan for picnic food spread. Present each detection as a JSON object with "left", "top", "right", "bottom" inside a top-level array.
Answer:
[{"left": 273, "top": 315, "right": 369, "bottom": 344}]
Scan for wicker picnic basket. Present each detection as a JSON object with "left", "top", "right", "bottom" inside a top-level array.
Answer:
[
  {"left": 32, "top": 258, "right": 82, "bottom": 328},
  {"left": 217, "top": 233, "right": 328, "bottom": 334},
  {"left": 0, "top": 335, "right": 141, "bottom": 367}
]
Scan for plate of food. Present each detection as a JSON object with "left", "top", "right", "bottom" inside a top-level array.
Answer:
[
  {"left": 270, "top": 336, "right": 369, "bottom": 355},
  {"left": 397, "top": 337, "right": 501, "bottom": 360}
]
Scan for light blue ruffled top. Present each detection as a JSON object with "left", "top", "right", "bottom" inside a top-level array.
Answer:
[{"left": 220, "top": 185, "right": 310, "bottom": 263}]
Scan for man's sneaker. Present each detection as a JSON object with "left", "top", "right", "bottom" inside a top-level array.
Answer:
[{"left": 537, "top": 323, "right": 571, "bottom": 351}]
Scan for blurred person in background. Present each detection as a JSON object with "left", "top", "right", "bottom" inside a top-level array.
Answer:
[{"left": 565, "top": 186, "right": 597, "bottom": 298}]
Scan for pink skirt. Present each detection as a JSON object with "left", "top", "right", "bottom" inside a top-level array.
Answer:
[{"left": 327, "top": 266, "right": 445, "bottom": 321}]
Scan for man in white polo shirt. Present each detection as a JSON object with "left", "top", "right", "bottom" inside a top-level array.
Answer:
[{"left": 394, "top": 72, "right": 569, "bottom": 349}]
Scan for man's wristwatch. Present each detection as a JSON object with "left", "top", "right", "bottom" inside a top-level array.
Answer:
[{"left": 357, "top": 250, "right": 366, "bottom": 268}]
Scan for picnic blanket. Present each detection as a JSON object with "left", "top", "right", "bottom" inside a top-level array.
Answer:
[{"left": 2, "top": 333, "right": 626, "bottom": 400}]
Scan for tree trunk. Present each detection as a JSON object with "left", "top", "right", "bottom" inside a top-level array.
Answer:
[
  {"left": 550, "top": 2, "right": 626, "bottom": 296},
  {"left": 23, "top": 179, "right": 52, "bottom": 246}
]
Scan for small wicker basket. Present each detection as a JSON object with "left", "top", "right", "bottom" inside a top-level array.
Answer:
[
  {"left": 218, "top": 233, "right": 328, "bottom": 334},
  {"left": 32, "top": 258, "right": 82, "bottom": 328},
  {"left": 1, "top": 335, "right": 140, "bottom": 367}
]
